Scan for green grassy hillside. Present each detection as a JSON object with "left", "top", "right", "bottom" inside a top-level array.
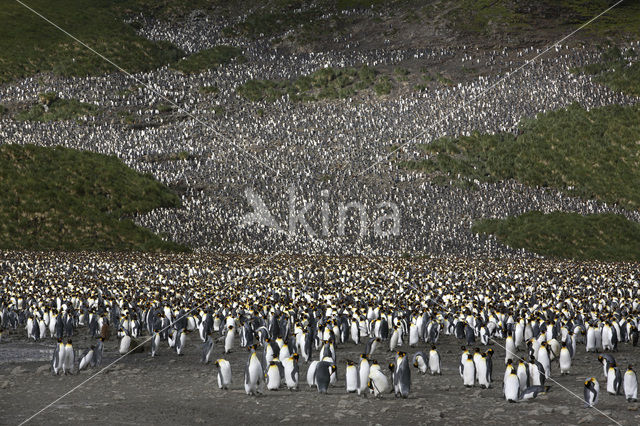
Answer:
[
  {"left": 0, "top": 144, "right": 187, "bottom": 252},
  {"left": 403, "top": 104, "right": 640, "bottom": 210},
  {"left": 473, "top": 212, "right": 640, "bottom": 262}
]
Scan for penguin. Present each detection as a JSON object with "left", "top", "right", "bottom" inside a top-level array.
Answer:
[
  {"left": 559, "top": 342, "right": 571, "bottom": 375},
  {"left": 62, "top": 339, "right": 74, "bottom": 375},
  {"left": 176, "top": 329, "right": 189, "bottom": 356},
  {"left": 119, "top": 329, "right": 132, "bottom": 355},
  {"left": 584, "top": 378, "right": 599, "bottom": 407},
  {"left": 389, "top": 326, "right": 401, "bottom": 352},
  {"left": 503, "top": 367, "right": 520, "bottom": 402},
  {"left": 394, "top": 352, "right": 411, "bottom": 398},
  {"left": 51, "top": 338, "right": 63, "bottom": 375},
  {"left": 201, "top": 333, "right": 214, "bottom": 363},
  {"left": 315, "top": 361, "right": 335, "bottom": 394},
  {"left": 475, "top": 353, "right": 490, "bottom": 389},
  {"left": 283, "top": 353, "right": 299, "bottom": 390},
  {"left": 528, "top": 356, "right": 546, "bottom": 386},
  {"left": 537, "top": 343, "right": 551, "bottom": 378},
  {"left": 358, "top": 354, "right": 370, "bottom": 396},
  {"left": 307, "top": 360, "right": 319, "bottom": 387},
  {"left": 412, "top": 351, "right": 427, "bottom": 374},
  {"left": 598, "top": 354, "right": 616, "bottom": 379},
  {"left": 345, "top": 359, "right": 360, "bottom": 393},
  {"left": 224, "top": 325, "right": 234, "bottom": 354},
  {"left": 215, "top": 359, "right": 232, "bottom": 390},
  {"left": 368, "top": 367, "right": 390, "bottom": 397},
  {"left": 365, "top": 337, "right": 380, "bottom": 356},
  {"left": 94, "top": 337, "right": 104, "bottom": 367},
  {"left": 520, "top": 385, "right": 550, "bottom": 400},
  {"left": 516, "top": 360, "right": 529, "bottom": 392},
  {"left": 505, "top": 332, "right": 516, "bottom": 364},
  {"left": 151, "top": 329, "right": 161, "bottom": 358},
  {"left": 585, "top": 326, "right": 598, "bottom": 352},
  {"left": 459, "top": 346, "right": 469, "bottom": 377},
  {"left": 78, "top": 346, "right": 95, "bottom": 371},
  {"left": 607, "top": 363, "right": 622, "bottom": 395},
  {"left": 462, "top": 354, "right": 475, "bottom": 387},
  {"left": 244, "top": 345, "right": 263, "bottom": 395},
  {"left": 428, "top": 345, "right": 441, "bottom": 375},
  {"left": 624, "top": 365, "right": 638, "bottom": 402}
]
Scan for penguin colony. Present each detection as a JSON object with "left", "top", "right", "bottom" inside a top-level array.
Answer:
[
  {"left": 0, "top": 11, "right": 639, "bottom": 258},
  {"left": 1, "top": 251, "right": 639, "bottom": 410}
]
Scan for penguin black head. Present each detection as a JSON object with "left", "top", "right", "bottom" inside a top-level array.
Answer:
[{"left": 431, "top": 345, "right": 436, "bottom": 350}]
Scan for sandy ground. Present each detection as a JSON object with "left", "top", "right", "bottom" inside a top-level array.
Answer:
[{"left": 1, "top": 327, "right": 639, "bottom": 426}]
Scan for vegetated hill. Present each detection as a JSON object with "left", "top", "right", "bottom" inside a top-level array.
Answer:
[
  {"left": 0, "top": 144, "right": 188, "bottom": 252},
  {"left": 473, "top": 212, "right": 640, "bottom": 262},
  {"left": 403, "top": 104, "right": 640, "bottom": 211},
  {"left": 3, "top": 1, "right": 640, "bottom": 83}
]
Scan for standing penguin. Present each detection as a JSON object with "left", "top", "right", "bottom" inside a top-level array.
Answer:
[
  {"left": 607, "top": 363, "right": 623, "bottom": 395},
  {"left": 559, "top": 342, "right": 571, "bottom": 375},
  {"left": 365, "top": 337, "right": 380, "bottom": 356},
  {"left": 201, "top": 333, "right": 214, "bottom": 363},
  {"left": 429, "top": 345, "right": 441, "bottom": 375},
  {"left": 584, "top": 378, "right": 600, "bottom": 407},
  {"left": 307, "top": 360, "right": 319, "bottom": 387},
  {"left": 94, "top": 337, "right": 104, "bottom": 367},
  {"left": 119, "top": 329, "right": 132, "bottom": 355},
  {"left": 503, "top": 367, "right": 520, "bottom": 402},
  {"left": 224, "top": 325, "right": 235, "bottom": 354},
  {"left": 176, "top": 329, "right": 189, "bottom": 356},
  {"left": 51, "top": 338, "right": 64, "bottom": 375},
  {"left": 244, "top": 345, "right": 263, "bottom": 396},
  {"left": 358, "top": 354, "right": 370, "bottom": 396},
  {"left": 315, "top": 361, "right": 336, "bottom": 394},
  {"left": 462, "top": 354, "right": 475, "bottom": 387},
  {"left": 266, "top": 361, "right": 282, "bottom": 391},
  {"left": 62, "top": 339, "right": 74, "bottom": 375},
  {"left": 215, "top": 359, "right": 232, "bottom": 390},
  {"left": 624, "top": 366, "right": 638, "bottom": 402},
  {"left": 394, "top": 352, "right": 411, "bottom": 398},
  {"left": 345, "top": 360, "right": 360, "bottom": 393},
  {"left": 151, "top": 329, "right": 161, "bottom": 358},
  {"left": 283, "top": 354, "right": 299, "bottom": 391},
  {"left": 476, "top": 354, "right": 491, "bottom": 389}
]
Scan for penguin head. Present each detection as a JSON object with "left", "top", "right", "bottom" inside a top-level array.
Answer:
[{"left": 388, "top": 363, "right": 395, "bottom": 371}]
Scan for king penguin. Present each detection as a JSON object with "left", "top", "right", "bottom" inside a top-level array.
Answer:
[
  {"left": 215, "top": 359, "right": 232, "bottom": 390},
  {"left": 584, "top": 378, "right": 599, "bottom": 407},
  {"left": 624, "top": 365, "right": 638, "bottom": 402}
]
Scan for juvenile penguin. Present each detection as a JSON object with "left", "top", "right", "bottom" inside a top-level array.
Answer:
[
  {"left": 215, "top": 358, "right": 232, "bottom": 390},
  {"left": 624, "top": 365, "right": 638, "bottom": 402},
  {"left": 584, "top": 378, "right": 599, "bottom": 407}
]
